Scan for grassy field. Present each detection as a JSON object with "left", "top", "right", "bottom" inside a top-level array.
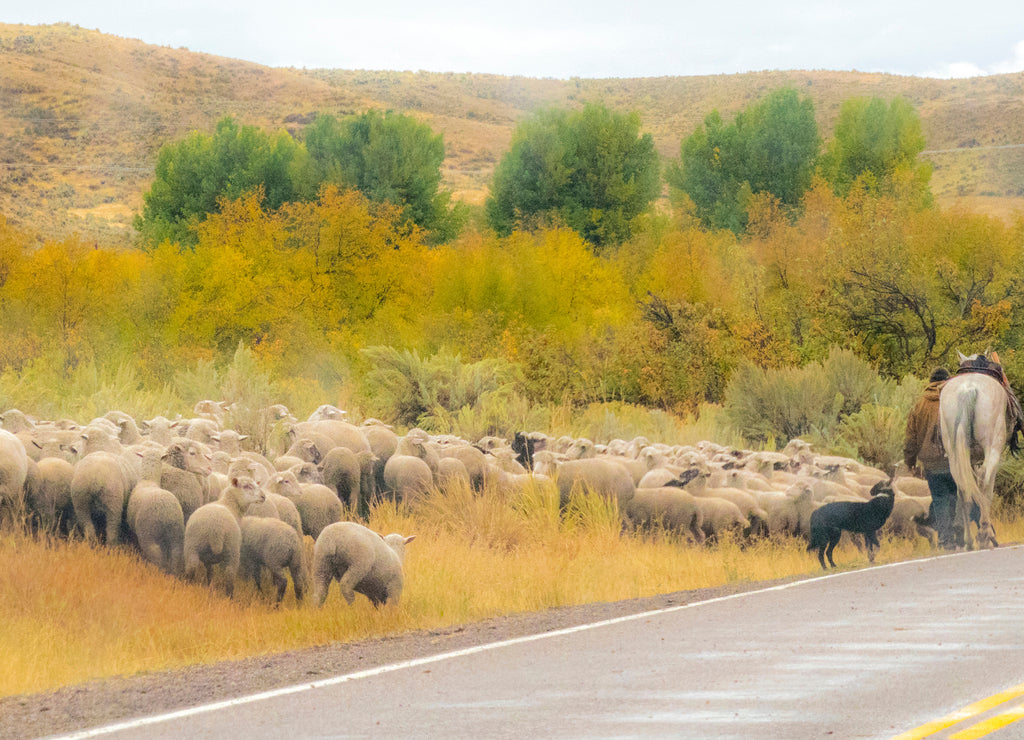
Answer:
[{"left": 4, "top": 482, "right": 1020, "bottom": 699}]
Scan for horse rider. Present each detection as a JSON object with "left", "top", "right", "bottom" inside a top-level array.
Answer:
[{"left": 903, "top": 367, "right": 957, "bottom": 549}]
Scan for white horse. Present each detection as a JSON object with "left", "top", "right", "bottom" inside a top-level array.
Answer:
[{"left": 938, "top": 354, "right": 1013, "bottom": 549}]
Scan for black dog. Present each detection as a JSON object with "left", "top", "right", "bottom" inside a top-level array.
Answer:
[{"left": 807, "top": 479, "right": 896, "bottom": 568}]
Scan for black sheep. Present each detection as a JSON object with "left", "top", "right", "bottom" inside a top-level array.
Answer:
[
  {"left": 511, "top": 432, "right": 536, "bottom": 470},
  {"left": 807, "top": 479, "right": 896, "bottom": 569}
]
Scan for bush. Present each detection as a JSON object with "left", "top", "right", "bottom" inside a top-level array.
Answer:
[
  {"left": 357, "top": 346, "right": 522, "bottom": 428},
  {"left": 723, "top": 345, "right": 899, "bottom": 449},
  {"left": 723, "top": 361, "right": 841, "bottom": 445}
]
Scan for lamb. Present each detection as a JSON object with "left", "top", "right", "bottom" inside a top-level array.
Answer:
[
  {"left": 807, "top": 479, "right": 896, "bottom": 568},
  {"left": 622, "top": 487, "right": 705, "bottom": 544},
  {"left": 311, "top": 521, "right": 415, "bottom": 607},
  {"left": 239, "top": 516, "right": 307, "bottom": 604},
  {"left": 183, "top": 474, "right": 265, "bottom": 597}
]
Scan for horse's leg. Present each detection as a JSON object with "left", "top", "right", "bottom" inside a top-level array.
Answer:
[{"left": 976, "top": 444, "right": 1002, "bottom": 548}]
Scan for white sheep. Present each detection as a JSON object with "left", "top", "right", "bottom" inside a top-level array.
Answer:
[
  {"left": 126, "top": 447, "right": 185, "bottom": 575},
  {"left": 239, "top": 516, "right": 307, "bottom": 604},
  {"left": 160, "top": 440, "right": 212, "bottom": 520},
  {"left": 265, "top": 469, "right": 342, "bottom": 540},
  {"left": 24, "top": 456, "right": 75, "bottom": 534},
  {"left": 622, "top": 487, "right": 705, "bottom": 544},
  {"left": 70, "top": 450, "right": 138, "bottom": 544},
  {"left": 0, "top": 429, "right": 30, "bottom": 524},
  {"left": 311, "top": 521, "right": 415, "bottom": 607},
  {"left": 127, "top": 482, "right": 185, "bottom": 575},
  {"left": 183, "top": 474, "right": 265, "bottom": 597}
]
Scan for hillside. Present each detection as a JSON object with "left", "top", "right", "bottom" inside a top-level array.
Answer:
[{"left": 2, "top": 22, "right": 1024, "bottom": 245}]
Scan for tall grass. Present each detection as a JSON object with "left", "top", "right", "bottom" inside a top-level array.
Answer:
[{"left": 7, "top": 486, "right": 1018, "bottom": 699}]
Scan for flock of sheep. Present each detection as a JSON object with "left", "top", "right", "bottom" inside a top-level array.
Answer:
[{"left": 0, "top": 401, "right": 937, "bottom": 608}]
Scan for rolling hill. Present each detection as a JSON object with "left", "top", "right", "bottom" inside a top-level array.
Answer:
[{"left": 1, "top": 22, "right": 1023, "bottom": 245}]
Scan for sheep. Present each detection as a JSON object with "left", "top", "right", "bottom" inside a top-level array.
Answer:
[
  {"left": 440, "top": 444, "right": 489, "bottom": 490},
  {"left": 435, "top": 456, "right": 472, "bottom": 489},
  {"left": 307, "top": 404, "right": 347, "bottom": 422},
  {"left": 753, "top": 481, "right": 816, "bottom": 538},
  {"left": 319, "top": 446, "right": 369, "bottom": 511},
  {"left": 183, "top": 417, "right": 221, "bottom": 447},
  {"left": 126, "top": 482, "right": 185, "bottom": 575},
  {"left": 692, "top": 496, "right": 748, "bottom": 543},
  {"left": 684, "top": 470, "right": 769, "bottom": 537},
  {"left": 549, "top": 458, "right": 636, "bottom": 509},
  {"left": 244, "top": 486, "right": 304, "bottom": 539},
  {"left": 160, "top": 440, "right": 212, "bottom": 520},
  {"left": 363, "top": 422, "right": 398, "bottom": 496},
  {"left": 140, "top": 416, "right": 177, "bottom": 446},
  {"left": 622, "top": 487, "right": 705, "bottom": 545},
  {"left": 807, "top": 479, "right": 896, "bottom": 568},
  {"left": 125, "top": 447, "right": 185, "bottom": 575},
  {"left": 24, "top": 456, "right": 75, "bottom": 534},
  {"left": 0, "top": 429, "right": 29, "bottom": 524},
  {"left": 0, "top": 409, "right": 35, "bottom": 434},
  {"left": 213, "top": 429, "right": 248, "bottom": 457},
  {"left": 70, "top": 450, "right": 138, "bottom": 544},
  {"left": 183, "top": 474, "right": 265, "bottom": 596},
  {"left": 265, "top": 469, "right": 342, "bottom": 540},
  {"left": 382, "top": 454, "right": 434, "bottom": 504},
  {"left": 311, "top": 521, "right": 415, "bottom": 607},
  {"left": 395, "top": 429, "right": 441, "bottom": 474},
  {"left": 239, "top": 516, "right": 307, "bottom": 604},
  {"left": 883, "top": 494, "right": 937, "bottom": 547}
]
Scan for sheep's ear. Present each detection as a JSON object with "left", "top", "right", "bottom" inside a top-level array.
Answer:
[
  {"left": 404, "top": 535, "right": 416, "bottom": 545},
  {"left": 239, "top": 435, "right": 249, "bottom": 441},
  {"left": 957, "top": 350, "right": 968, "bottom": 363}
]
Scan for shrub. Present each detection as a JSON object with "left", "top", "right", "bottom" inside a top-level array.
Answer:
[{"left": 357, "top": 346, "right": 521, "bottom": 427}]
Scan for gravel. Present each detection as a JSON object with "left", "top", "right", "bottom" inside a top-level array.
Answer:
[{"left": 0, "top": 575, "right": 810, "bottom": 739}]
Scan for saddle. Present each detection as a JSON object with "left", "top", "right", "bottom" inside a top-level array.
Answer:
[{"left": 954, "top": 353, "right": 1024, "bottom": 454}]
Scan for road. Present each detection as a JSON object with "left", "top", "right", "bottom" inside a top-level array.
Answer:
[{"left": 56, "top": 546, "right": 1024, "bottom": 739}]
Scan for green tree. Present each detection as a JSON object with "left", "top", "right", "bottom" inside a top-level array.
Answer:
[
  {"left": 819, "top": 96, "right": 931, "bottom": 203},
  {"left": 304, "top": 110, "right": 463, "bottom": 243},
  {"left": 136, "top": 117, "right": 310, "bottom": 247},
  {"left": 485, "top": 103, "right": 660, "bottom": 250},
  {"left": 667, "top": 88, "right": 819, "bottom": 232}
]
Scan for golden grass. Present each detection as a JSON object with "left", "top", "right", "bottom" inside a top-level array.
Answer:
[{"left": 2, "top": 490, "right": 1022, "bottom": 699}]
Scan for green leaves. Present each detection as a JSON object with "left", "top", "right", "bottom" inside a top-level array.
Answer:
[
  {"left": 668, "top": 88, "right": 820, "bottom": 233},
  {"left": 486, "top": 103, "right": 660, "bottom": 250}
]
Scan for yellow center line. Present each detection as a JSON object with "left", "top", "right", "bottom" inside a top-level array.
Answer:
[
  {"left": 891, "top": 683, "right": 1024, "bottom": 740},
  {"left": 950, "top": 703, "right": 1024, "bottom": 739}
]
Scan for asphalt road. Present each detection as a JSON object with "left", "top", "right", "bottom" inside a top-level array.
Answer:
[{"left": 55, "top": 546, "right": 1024, "bottom": 740}]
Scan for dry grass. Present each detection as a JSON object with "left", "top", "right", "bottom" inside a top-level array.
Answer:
[{"left": 5, "top": 482, "right": 1020, "bottom": 699}]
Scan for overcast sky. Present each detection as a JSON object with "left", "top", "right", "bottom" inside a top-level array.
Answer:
[{"left": 8, "top": 1, "right": 1024, "bottom": 79}]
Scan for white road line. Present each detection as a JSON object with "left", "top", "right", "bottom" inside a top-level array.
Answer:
[{"left": 51, "top": 549, "right": 1001, "bottom": 739}]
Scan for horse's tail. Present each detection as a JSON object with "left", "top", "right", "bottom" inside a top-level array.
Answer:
[{"left": 949, "top": 387, "right": 982, "bottom": 509}]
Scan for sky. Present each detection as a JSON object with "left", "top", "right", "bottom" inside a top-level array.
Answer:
[{"left": 7, "top": 1, "right": 1024, "bottom": 80}]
